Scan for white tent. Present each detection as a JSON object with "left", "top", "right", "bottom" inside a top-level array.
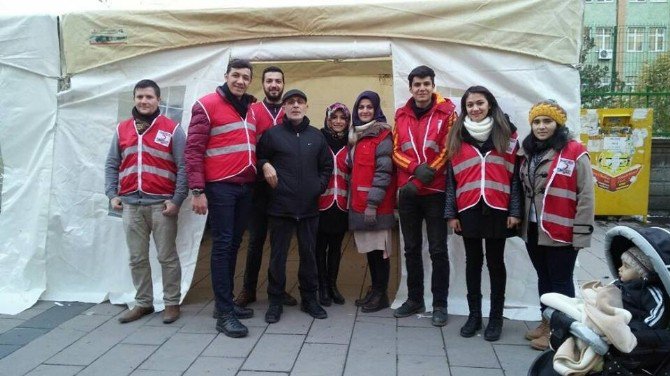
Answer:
[{"left": 0, "top": 0, "right": 584, "bottom": 318}]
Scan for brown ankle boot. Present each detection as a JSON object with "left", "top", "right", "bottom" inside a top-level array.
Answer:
[
  {"left": 529, "top": 322, "right": 551, "bottom": 351},
  {"left": 163, "top": 305, "right": 180, "bottom": 324},
  {"left": 118, "top": 306, "right": 154, "bottom": 323},
  {"left": 525, "top": 317, "right": 549, "bottom": 340}
]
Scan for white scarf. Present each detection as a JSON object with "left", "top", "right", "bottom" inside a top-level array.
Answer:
[{"left": 463, "top": 116, "right": 493, "bottom": 142}]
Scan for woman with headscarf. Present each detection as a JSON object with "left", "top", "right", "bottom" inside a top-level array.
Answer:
[
  {"left": 519, "top": 100, "right": 595, "bottom": 350},
  {"left": 348, "top": 91, "right": 396, "bottom": 313},
  {"left": 444, "top": 85, "right": 522, "bottom": 341},
  {"left": 316, "top": 103, "right": 351, "bottom": 306}
]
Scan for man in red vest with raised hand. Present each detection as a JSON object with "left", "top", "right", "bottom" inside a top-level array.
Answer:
[
  {"left": 185, "top": 59, "right": 257, "bottom": 338},
  {"left": 105, "top": 79, "right": 187, "bottom": 325},
  {"left": 235, "top": 66, "right": 298, "bottom": 308},
  {"left": 392, "top": 65, "right": 456, "bottom": 327}
]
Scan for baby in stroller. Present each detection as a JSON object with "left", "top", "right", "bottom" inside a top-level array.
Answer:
[{"left": 528, "top": 225, "right": 670, "bottom": 376}]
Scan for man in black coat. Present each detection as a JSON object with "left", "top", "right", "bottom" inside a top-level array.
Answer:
[{"left": 257, "top": 89, "right": 334, "bottom": 324}]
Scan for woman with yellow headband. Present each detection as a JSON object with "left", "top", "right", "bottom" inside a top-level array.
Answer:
[{"left": 518, "top": 100, "right": 595, "bottom": 351}]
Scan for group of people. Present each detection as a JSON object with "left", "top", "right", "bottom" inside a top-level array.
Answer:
[{"left": 105, "top": 59, "right": 597, "bottom": 350}]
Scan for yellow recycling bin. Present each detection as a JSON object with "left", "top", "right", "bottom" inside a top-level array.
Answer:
[{"left": 579, "top": 108, "right": 653, "bottom": 219}]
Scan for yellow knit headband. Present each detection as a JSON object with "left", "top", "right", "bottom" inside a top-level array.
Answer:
[{"left": 528, "top": 102, "right": 567, "bottom": 126}]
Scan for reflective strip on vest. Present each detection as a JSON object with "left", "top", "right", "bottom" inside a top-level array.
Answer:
[
  {"left": 122, "top": 145, "right": 138, "bottom": 159},
  {"left": 210, "top": 121, "right": 256, "bottom": 136},
  {"left": 425, "top": 140, "right": 439, "bottom": 154},
  {"left": 487, "top": 155, "right": 514, "bottom": 174},
  {"left": 455, "top": 181, "right": 480, "bottom": 196},
  {"left": 452, "top": 156, "right": 480, "bottom": 175},
  {"left": 323, "top": 187, "right": 348, "bottom": 197},
  {"left": 120, "top": 165, "right": 176, "bottom": 181},
  {"left": 546, "top": 187, "right": 577, "bottom": 201},
  {"left": 484, "top": 180, "right": 510, "bottom": 194},
  {"left": 357, "top": 186, "right": 371, "bottom": 192},
  {"left": 206, "top": 143, "right": 256, "bottom": 157},
  {"left": 401, "top": 142, "right": 413, "bottom": 152},
  {"left": 143, "top": 165, "right": 176, "bottom": 181},
  {"left": 335, "top": 170, "right": 349, "bottom": 179},
  {"left": 543, "top": 212, "right": 574, "bottom": 227},
  {"left": 143, "top": 145, "right": 174, "bottom": 162},
  {"left": 119, "top": 165, "right": 138, "bottom": 180}
]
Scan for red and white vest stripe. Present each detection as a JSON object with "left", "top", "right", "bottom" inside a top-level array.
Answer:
[
  {"left": 118, "top": 115, "right": 178, "bottom": 196},
  {"left": 250, "top": 101, "right": 284, "bottom": 140},
  {"left": 319, "top": 146, "right": 349, "bottom": 211},
  {"left": 540, "top": 140, "right": 589, "bottom": 243},
  {"left": 451, "top": 134, "right": 518, "bottom": 212},
  {"left": 198, "top": 93, "right": 256, "bottom": 182}
]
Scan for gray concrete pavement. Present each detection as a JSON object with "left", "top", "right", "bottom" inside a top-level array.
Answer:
[{"left": 0, "top": 220, "right": 637, "bottom": 376}]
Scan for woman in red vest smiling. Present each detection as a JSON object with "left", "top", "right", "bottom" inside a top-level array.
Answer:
[
  {"left": 518, "top": 100, "right": 595, "bottom": 351},
  {"left": 444, "top": 86, "right": 522, "bottom": 342},
  {"left": 348, "top": 91, "right": 396, "bottom": 313},
  {"left": 316, "top": 103, "right": 351, "bottom": 306}
]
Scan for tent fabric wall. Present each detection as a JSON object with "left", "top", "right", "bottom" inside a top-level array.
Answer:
[
  {"left": 59, "top": 0, "right": 583, "bottom": 75},
  {"left": 0, "top": 1, "right": 585, "bottom": 317},
  {"left": 0, "top": 15, "right": 60, "bottom": 314},
  {"left": 43, "top": 44, "right": 229, "bottom": 307}
]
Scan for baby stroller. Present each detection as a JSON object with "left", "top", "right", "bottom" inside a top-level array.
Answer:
[{"left": 528, "top": 225, "right": 670, "bottom": 376}]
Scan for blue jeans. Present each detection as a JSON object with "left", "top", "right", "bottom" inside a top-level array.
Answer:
[{"left": 205, "top": 181, "right": 253, "bottom": 314}]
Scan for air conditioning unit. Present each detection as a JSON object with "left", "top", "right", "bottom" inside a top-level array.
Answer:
[{"left": 598, "top": 49, "right": 613, "bottom": 60}]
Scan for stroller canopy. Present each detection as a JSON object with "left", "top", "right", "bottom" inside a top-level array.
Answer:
[{"left": 604, "top": 225, "right": 670, "bottom": 296}]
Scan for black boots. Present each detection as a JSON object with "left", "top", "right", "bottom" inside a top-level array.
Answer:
[
  {"left": 355, "top": 286, "right": 373, "bottom": 307},
  {"left": 328, "top": 249, "right": 345, "bottom": 305},
  {"left": 329, "top": 277, "right": 345, "bottom": 305},
  {"left": 484, "top": 295, "right": 504, "bottom": 341},
  {"left": 361, "top": 250, "right": 390, "bottom": 313},
  {"left": 460, "top": 294, "right": 483, "bottom": 337},
  {"left": 361, "top": 290, "right": 389, "bottom": 313},
  {"left": 319, "top": 280, "right": 332, "bottom": 307},
  {"left": 317, "top": 237, "right": 344, "bottom": 306}
]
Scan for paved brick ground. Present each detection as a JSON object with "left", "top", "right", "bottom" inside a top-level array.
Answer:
[{"left": 0, "top": 220, "right": 630, "bottom": 376}]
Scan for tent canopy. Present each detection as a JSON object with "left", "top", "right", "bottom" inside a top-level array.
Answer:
[{"left": 60, "top": 0, "right": 583, "bottom": 74}]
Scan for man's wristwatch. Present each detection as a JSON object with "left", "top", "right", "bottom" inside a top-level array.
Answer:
[{"left": 191, "top": 189, "right": 204, "bottom": 197}]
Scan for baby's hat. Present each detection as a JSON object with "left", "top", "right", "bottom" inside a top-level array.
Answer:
[{"left": 621, "top": 246, "right": 654, "bottom": 279}]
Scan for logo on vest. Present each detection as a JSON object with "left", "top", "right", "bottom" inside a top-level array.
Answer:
[
  {"left": 506, "top": 139, "right": 517, "bottom": 154},
  {"left": 556, "top": 158, "right": 576, "bottom": 177},
  {"left": 155, "top": 130, "right": 172, "bottom": 147}
]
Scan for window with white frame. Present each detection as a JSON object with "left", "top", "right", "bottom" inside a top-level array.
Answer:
[
  {"left": 627, "top": 27, "right": 645, "bottom": 51},
  {"left": 650, "top": 0, "right": 667, "bottom": 3},
  {"left": 629, "top": 0, "right": 645, "bottom": 3},
  {"left": 595, "top": 27, "right": 613, "bottom": 51},
  {"left": 595, "top": 0, "right": 613, "bottom": 2},
  {"left": 649, "top": 27, "right": 666, "bottom": 51}
]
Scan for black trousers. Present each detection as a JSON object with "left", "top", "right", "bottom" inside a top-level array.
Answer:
[
  {"left": 267, "top": 216, "right": 319, "bottom": 305},
  {"left": 525, "top": 223, "right": 577, "bottom": 311},
  {"left": 462, "top": 237, "right": 506, "bottom": 299},
  {"left": 315, "top": 231, "right": 345, "bottom": 285},
  {"left": 398, "top": 192, "right": 450, "bottom": 307},
  {"left": 242, "top": 183, "right": 271, "bottom": 292}
]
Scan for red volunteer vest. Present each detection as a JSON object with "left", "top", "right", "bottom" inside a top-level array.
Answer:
[
  {"left": 319, "top": 146, "right": 349, "bottom": 211},
  {"left": 394, "top": 97, "right": 455, "bottom": 194},
  {"left": 540, "top": 140, "right": 588, "bottom": 243},
  {"left": 198, "top": 93, "right": 256, "bottom": 182},
  {"left": 451, "top": 133, "right": 518, "bottom": 212},
  {"left": 350, "top": 130, "right": 396, "bottom": 214},
  {"left": 250, "top": 101, "right": 284, "bottom": 139},
  {"left": 118, "top": 115, "right": 178, "bottom": 196}
]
